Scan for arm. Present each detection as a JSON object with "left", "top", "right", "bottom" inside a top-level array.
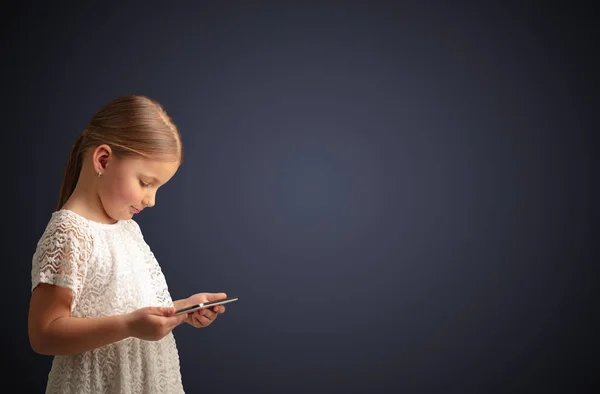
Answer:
[
  {"left": 28, "top": 219, "right": 183, "bottom": 356},
  {"left": 28, "top": 284, "right": 185, "bottom": 356},
  {"left": 28, "top": 283, "right": 131, "bottom": 356}
]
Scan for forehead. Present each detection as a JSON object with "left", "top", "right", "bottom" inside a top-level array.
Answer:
[{"left": 115, "top": 156, "right": 179, "bottom": 183}]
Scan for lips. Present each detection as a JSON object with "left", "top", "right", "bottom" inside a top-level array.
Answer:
[{"left": 131, "top": 206, "right": 141, "bottom": 214}]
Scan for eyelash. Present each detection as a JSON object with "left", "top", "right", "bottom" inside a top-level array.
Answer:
[{"left": 139, "top": 180, "right": 150, "bottom": 188}]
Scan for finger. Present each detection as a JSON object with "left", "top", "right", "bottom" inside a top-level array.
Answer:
[
  {"left": 192, "top": 309, "right": 214, "bottom": 321},
  {"left": 191, "top": 313, "right": 204, "bottom": 327},
  {"left": 184, "top": 313, "right": 193, "bottom": 325},
  {"left": 191, "top": 309, "right": 216, "bottom": 326},
  {"left": 201, "top": 309, "right": 217, "bottom": 321},
  {"left": 205, "top": 293, "right": 227, "bottom": 302},
  {"left": 212, "top": 305, "right": 226, "bottom": 313},
  {"left": 193, "top": 311, "right": 206, "bottom": 324},
  {"left": 157, "top": 306, "right": 175, "bottom": 316},
  {"left": 175, "top": 312, "right": 188, "bottom": 323},
  {"left": 196, "top": 313, "right": 213, "bottom": 327},
  {"left": 173, "top": 318, "right": 186, "bottom": 328},
  {"left": 192, "top": 313, "right": 206, "bottom": 327},
  {"left": 166, "top": 314, "right": 187, "bottom": 328}
]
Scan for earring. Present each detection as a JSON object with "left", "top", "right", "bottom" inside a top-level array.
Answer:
[{"left": 97, "top": 171, "right": 102, "bottom": 177}]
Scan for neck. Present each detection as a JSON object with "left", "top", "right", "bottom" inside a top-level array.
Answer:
[{"left": 61, "top": 174, "right": 116, "bottom": 225}]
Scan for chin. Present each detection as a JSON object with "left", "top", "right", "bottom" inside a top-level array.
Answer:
[
  {"left": 105, "top": 208, "right": 129, "bottom": 222},
  {"left": 123, "top": 210, "right": 136, "bottom": 219}
]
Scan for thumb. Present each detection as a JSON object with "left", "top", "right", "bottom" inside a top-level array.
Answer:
[
  {"left": 205, "top": 293, "right": 228, "bottom": 302},
  {"left": 158, "top": 306, "right": 176, "bottom": 316},
  {"left": 167, "top": 311, "right": 188, "bottom": 326}
]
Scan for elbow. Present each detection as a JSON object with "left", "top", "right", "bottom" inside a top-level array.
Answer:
[
  {"left": 30, "top": 334, "right": 58, "bottom": 356},
  {"left": 28, "top": 326, "right": 53, "bottom": 356},
  {"left": 28, "top": 311, "right": 47, "bottom": 355},
  {"left": 29, "top": 332, "right": 44, "bottom": 355}
]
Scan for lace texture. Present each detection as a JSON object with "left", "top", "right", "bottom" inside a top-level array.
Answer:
[{"left": 31, "top": 210, "right": 184, "bottom": 393}]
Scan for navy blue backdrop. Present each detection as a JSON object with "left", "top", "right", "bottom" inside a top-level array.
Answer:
[{"left": 4, "top": 2, "right": 596, "bottom": 393}]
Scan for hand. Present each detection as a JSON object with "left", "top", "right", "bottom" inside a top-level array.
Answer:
[
  {"left": 126, "top": 306, "right": 187, "bottom": 341},
  {"left": 182, "top": 292, "right": 228, "bottom": 328}
]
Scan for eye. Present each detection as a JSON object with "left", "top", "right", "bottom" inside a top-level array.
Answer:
[{"left": 139, "top": 180, "right": 150, "bottom": 188}]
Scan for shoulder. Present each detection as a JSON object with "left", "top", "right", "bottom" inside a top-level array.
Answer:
[
  {"left": 120, "top": 219, "right": 154, "bottom": 255},
  {"left": 31, "top": 211, "right": 96, "bottom": 280},
  {"left": 119, "top": 218, "right": 148, "bottom": 245},
  {"left": 43, "top": 210, "right": 94, "bottom": 237},
  {"left": 121, "top": 218, "right": 143, "bottom": 236},
  {"left": 35, "top": 210, "right": 95, "bottom": 253}
]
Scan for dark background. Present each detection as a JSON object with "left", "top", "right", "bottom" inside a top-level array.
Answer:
[{"left": 3, "top": 1, "right": 597, "bottom": 393}]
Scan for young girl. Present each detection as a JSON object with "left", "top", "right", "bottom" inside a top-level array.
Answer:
[{"left": 28, "top": 94, "right": 227, "bottom": 393}]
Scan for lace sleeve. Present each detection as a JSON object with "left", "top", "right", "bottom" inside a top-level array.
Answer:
[{"left": 31, "top": 216, "right": 93, "bottom": 311}]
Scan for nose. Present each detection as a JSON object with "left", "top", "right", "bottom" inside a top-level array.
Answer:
[{"left": 143, "top": 194, "right": 155, "bottom": 208}]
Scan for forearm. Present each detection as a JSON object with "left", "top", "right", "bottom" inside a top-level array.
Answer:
[{"left": 33, "top": 314, "right": 131, "bottom": 356}]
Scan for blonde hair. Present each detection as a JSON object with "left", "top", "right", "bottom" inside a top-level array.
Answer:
[{"left": 56, "top": 94, "right": 183, "bottom": 210}]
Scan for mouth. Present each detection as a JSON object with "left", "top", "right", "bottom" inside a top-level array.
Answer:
[{"left": 131, "top": 206, "right": 141, "bottom": 214}]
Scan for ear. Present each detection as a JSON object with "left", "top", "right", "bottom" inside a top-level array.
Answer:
[{"left": 92, "top": 144, "right": 113, "bottom": 174}]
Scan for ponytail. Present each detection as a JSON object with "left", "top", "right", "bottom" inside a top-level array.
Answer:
[{"left": 56, "top": 133, "right": 85, "bottom": 211}]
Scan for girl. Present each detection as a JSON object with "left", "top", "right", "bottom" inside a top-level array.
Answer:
[{"left": 28, "top": 94, "right": 227, "bottom": 393}]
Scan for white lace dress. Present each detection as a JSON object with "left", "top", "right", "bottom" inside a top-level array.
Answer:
[{"left": 31, "top": 209, "right": 185, "bottom": 393}]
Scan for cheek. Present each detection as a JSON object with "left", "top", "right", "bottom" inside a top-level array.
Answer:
[{"left": 104, "top": 176, "right": 141, "bottom": 205}]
